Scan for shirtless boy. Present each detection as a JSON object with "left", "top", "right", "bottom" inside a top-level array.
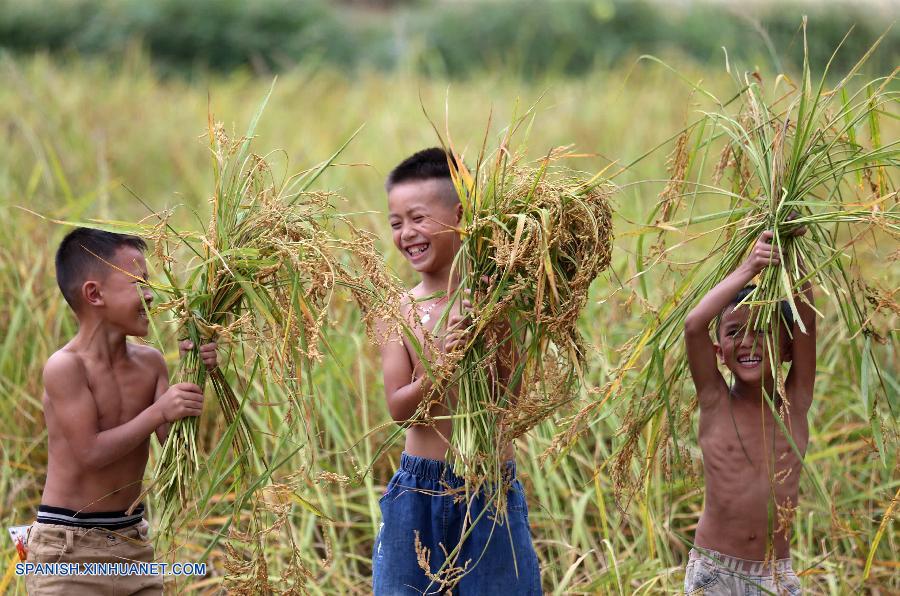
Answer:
[
  {"left": 683, "top": 230, "right": 815, "bottom": 595},
  {"left": 25, "top": 227, "right": 217, "bottom": 595},
  {"left": 372, "top": 148, "right": 541, "bottom": 594}
]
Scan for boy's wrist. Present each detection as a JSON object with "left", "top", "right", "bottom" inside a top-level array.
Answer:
[
  {"left": 736, "top": 260, "right": 760, "bottom": 279},
  {"left": 150, "top": 402, "right": 169, "bottom": 426}
]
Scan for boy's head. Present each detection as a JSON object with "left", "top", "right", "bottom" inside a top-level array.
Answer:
[
  {"left": 386, "top": 147, "right": 462, "bottom": 275},
  {"left": 714, "top": 285, "right": 794, "bottom": 383},
  {"left": 55, "top": 227, "right": 152, "bottom": 335}
]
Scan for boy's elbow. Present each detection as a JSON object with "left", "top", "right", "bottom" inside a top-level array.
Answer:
[
  {"left": 386, "top": 393, "right": 416, "bottom": 424},
  {"left": 683, "top": 314, "right": 707, "bottom": 336},
  {"left": 387, "top": 401, "right": 412, "bottom": 424}
]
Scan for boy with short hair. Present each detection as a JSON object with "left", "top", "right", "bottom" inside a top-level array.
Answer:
[
  {"left": 372, "top": 148, "right": 542, "bottom": 594},
  {"left": 683, "top": 230, "right": 815, "bottom": 595},
  {"left": 25, "top": 227, "right": 217, "bottom": 595}
]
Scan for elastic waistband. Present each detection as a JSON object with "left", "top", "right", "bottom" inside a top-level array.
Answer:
[
  {"left": 399, "top": 452, "right": 517, "bottom": 483},
  {"left": 689, "top": 548, "right": 792, "bottom": 576},
  {"left": 36, "top": 503, "right": 145, "bottom": 530}
]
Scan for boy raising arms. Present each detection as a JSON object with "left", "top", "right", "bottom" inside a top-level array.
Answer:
[
  {"left": 26, "top": 228, "right": 217, "bottom": 595},
  {"left": 683, "top": 230, "right": 815, "bottom": 595},
  {"left": 372, "top": 148, "right": 541, "bottom": 594}
]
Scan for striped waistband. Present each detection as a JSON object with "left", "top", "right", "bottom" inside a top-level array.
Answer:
[
  {"left": 36, "top": 503, "right": 145, "bottom": 530},
  {"left": 689, "top": 547, "right": 793, "bottom": 576}
]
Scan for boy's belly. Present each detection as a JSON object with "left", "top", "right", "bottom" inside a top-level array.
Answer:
[
  {"left": 42, "top": 444, "right": 149, "bottom": 512},
  {"left": 696, "top": 473, "right": 796, "bottom": 560},
  {"left": 404, "top": 422, "right": 514, "bottom": 462}
]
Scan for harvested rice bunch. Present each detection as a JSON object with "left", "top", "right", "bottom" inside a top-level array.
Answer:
[
  {"left": 439, "top": 138, "right": 614, "bottom": 502},
  {"left": 558, "top": 25, "right": 900, "bottom": 499},
  {"left": 149, "top": 92, "right": 401, "bottom": 536}
]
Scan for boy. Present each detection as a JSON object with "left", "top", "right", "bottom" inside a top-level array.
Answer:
[
  {"left": 683, "top": 230, "right": 814, "bottom": 595},
  {"left": 372, "top": 148, "right": 542, "bottom": 594},
  {"left": 25, "top": 227, "right": 217, "bottom": 595}
]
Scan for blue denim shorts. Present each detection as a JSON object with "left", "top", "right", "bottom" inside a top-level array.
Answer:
[{"left": 372, "top": 452, "right": 542, "bottom": 595}]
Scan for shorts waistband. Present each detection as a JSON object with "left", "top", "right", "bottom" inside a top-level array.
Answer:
[
  {"left": 36, "top": 503, "right": 145, "bottom": 530},
  {"left": 689, "top": 547, "right": 792, "bottom": 576},
  {"left": 399, "top": 452, "right": 517, "bottom": 483}
]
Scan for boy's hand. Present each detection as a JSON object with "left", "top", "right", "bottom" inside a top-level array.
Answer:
[
  {"left": 179, "top": 340, "right": 219, "bottom": 370},
  {"left": 443, "top": 298, "right": 473, "bottom": 353},
  {"left": 744, "top": 231, "right": 781, "bottom": 275},
  {"left": 156, "top": 383, "right": 205, "bottom": 423},
  {"left": 784, "top": 210, "right": 808, "bottom": 238}
]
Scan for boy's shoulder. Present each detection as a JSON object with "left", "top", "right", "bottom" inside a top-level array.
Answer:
[
  {"left": 384, "top": 286, "right": 423, "bottom": 322},
  {"left": 43, "top": 344, "right": 166, "bottom": 385},
  {"left": 127, "top": 342, "right": 168, "bottom": 373},
  {"left": 43, "top": 347, "right": 87, "bottom": 387},
  {"left": 696, "top": 380, "right": 730, "bottom": 414},
  {"left": 401, "top": 283, "right": 426, "bottom": 303}
]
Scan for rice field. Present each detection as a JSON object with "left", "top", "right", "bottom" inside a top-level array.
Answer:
[{"left": 0, "top": 49, "right": 897, "bottom": 594}]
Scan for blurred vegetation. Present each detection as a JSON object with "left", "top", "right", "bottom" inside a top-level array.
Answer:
[{"left": 0, "top": 0, "right": 897, "bottom": 78}]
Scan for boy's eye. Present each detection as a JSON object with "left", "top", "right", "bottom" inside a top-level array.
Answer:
[
  {"left": 389, "top": 221, "right": 401, "bottom": 229},
  {"left": 412, "top": 215, "right": 424, "bottom": 222}
]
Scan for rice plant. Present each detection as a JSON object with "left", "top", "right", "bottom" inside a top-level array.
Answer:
[
  {"left": 424, "top": 112, "right": 614, "bottom": 506},
  {"left": 127, "top": 89, "right": 405, "bottom": 549},
  {"left": 558, "top": 24, "right": 899, "bottom": 539}
]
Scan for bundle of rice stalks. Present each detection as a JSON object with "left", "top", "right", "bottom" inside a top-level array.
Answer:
[
  {"left": 563, "top": 24, "right": 899, "bottom": 500},
  {"left": 433, "top": 119, "right": 613, "bottom": 503},
  {"left": 146, "top": 90, "right": 401, "bottom": 535}
]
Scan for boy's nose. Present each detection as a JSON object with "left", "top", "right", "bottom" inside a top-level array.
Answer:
[{"left": 740, "top": 330, "right": 762, "bottom": 347}]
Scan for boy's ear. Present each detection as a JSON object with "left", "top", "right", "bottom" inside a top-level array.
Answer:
[
  {"left": 713, "top": 342, "right": 723, "bottom": 363},
  {"left": 82, "top": 280, "right": 104, "bottom": 307}
]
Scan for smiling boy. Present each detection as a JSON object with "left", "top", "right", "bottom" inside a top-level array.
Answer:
[
  {"left": 682, "top": 230, "right": 815, "bottom": 595},
  {"left": 25, "top": 227, "right": 216, "bottom": 596},
  {"left": 372, "top": 148, "right": 541, "bottom": 594}
]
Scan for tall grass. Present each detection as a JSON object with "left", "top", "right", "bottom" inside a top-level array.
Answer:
[{"left": 0, "top": 48, "right": 897, "bottom": 593}]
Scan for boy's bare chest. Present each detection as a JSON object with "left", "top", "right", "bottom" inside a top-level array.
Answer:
[
  {"left": 699, "top": 401, "right": 809, "bottom": 474},
  {"left": 400, "top": 300, "right": 460, "bottom": 370},
  {"left": 84, "top": 359, "right": 157, "bottom": 429}
]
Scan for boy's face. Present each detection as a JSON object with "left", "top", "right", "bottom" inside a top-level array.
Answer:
[
  {"left": 82, "top": 246, "right": 153, "bottom": 336},
  {"left": 387, "top": 179, "right": 461, "bottom": 275},
  {"left": 715, "top": 305, "right": 791, "bottom": 385}
]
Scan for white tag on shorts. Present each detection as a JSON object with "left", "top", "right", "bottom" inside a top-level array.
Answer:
[{"left": 8, "top": 525, "right": 29, "bottom": 546}]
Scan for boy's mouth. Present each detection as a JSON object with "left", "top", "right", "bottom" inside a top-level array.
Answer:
[
  {"left": 405, "top": 243, "right": 430, "bottom": 260},
  {"left": 736, "top": 355, "right": 762, "bottom": 368},
  {"left": 138, "top": 308, "right": 149, "bottom": 322}
]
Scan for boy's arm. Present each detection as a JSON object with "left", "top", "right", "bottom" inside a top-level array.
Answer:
[
  {"left": 379, "top": 303, "right": 468, "bottom": 423},
  {"left": 152, "top": 353, "right": 172, "bottom": 445},
  {"left": 786, "top": 279, "right": 816, "bottom": 410},
  {"left": 154, "top": 341, "right": 218, "bottom": 444},
  {"left": 43, "top": 353, "right": 202, "bottom": 469},
  {"left": 380, "top": 337, "right": 431, "bottom": 423},
  {"left": 684, "top": 231, "right": 780, "bottom": 401}
]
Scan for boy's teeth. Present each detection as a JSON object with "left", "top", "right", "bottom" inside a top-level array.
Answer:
[{"left": 407, "top": 244, "right": 429, "bottom": 255}]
